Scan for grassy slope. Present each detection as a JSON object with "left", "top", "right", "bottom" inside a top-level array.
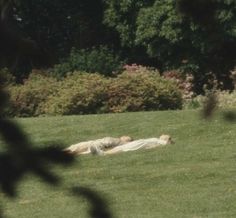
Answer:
[{"left": 1, "top": 110, "right": 236, "bottom": 218}]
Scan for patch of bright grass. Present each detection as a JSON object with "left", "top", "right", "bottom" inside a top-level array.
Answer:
[{"left": 1, "top": 110, "right": 236, "bottom": 217}]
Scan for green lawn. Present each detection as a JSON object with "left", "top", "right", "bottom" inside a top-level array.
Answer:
[{"left": 1, "top": 110, "right": 236, "bottom": 218}]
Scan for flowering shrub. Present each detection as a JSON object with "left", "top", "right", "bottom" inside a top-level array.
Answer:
[
  {"left": 122, "top": 64, "right": 159, "bottom": 75},
  {"left": 163, "top": 70, "right": 194, "bottom": 100},
  {"left": 106, "top": 70, "right": 183, "bottom": 112},
  {"left": 230, "top": 68, "right": 236, "bottom": 89}
]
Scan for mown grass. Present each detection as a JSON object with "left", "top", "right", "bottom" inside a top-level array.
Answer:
[{"left": 1, "top": 110, "right": 236, "bottom": 218}]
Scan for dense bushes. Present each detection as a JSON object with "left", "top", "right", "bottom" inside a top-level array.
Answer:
[
  {"left": 6, "top": 73, "right": 58, "bottom": 117},
  {"left": 107, "top": 67, "right": 182, "bottom": 112},
  {"left": 184, "top": 90, "right": 236, "bottom": 110},
  {"left": 162, "top": 70, "right": 195, "bottom": 103},
  {"left": 42, "top": 73, "right": 109, "bottom": 115},
  {"left": 5, "top": 68, "right": 183, "bottom": 117},
  {"left": 0, "top": 68, "right": 15, "bottom": 86}
]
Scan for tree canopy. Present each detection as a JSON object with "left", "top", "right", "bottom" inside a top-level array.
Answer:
[
  {"left": 0, "top": 0, "right": 236, "bottom": 91},
  {"left": 104, "top": 0, "right": 236, "bottom": 91}
]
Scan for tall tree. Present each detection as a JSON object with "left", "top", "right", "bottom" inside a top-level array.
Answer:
[
  {"left": 176, "top": 0, "right": 236, "bottom": 91},
  {"left": 0, "top": 0, "right": 47, "bottom": 78},
  {"left": 14, "top": 0, "right": 115, "bottom": 58},
  {"left": 104, "top": 0, "right": 236, "bottom": 92},
  {"left": 1, "top": 0, "right": 119, "bottom": 78}
]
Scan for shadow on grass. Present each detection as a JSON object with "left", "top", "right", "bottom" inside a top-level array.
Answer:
[
  {"left": 0, "top": 118, "right": 114, "bottom": 218},
  {"left": 72, "top": 186, "right": 113, "bottom": 218},
  {"left": 0, "top": 119, "right": 113, "bottom": 218},
  {"left": 222, "top": 111, "right": 236, "bottom": 123},
  {"left": 0, "top": 74, "right": 74, "bottom": 198},
  {"left": 201, "top": 91, "right": 236, "bottom": 123},
  {"left": 0, "top": 76, "right": 113, "bottom": 218},
  {"left": 0, "top": 118, "right": 74, "bottom": 197}
]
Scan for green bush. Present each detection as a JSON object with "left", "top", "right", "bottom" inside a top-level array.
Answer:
[
  {"left": 184, "top": 90, "right": 236, "bottom": 110},
  {"left": 42, "top": 72, "right": 109, "bottom": 115},
  {"left": 7, "top": 73, "right": 58, "bottom": 117},
  {"left": 5, "top": 68, "right": 183, "bottom": 117},
  {"left": 183, "top": 95, "right": 204, "bottom": 110},
  {"left": 217, "top": 91, "right": 236, "bottom": 109},
  {"left": 51, "top": 46, "right": 124, "bottom": 77},
  {"left": 0, "top": 68, "right": 15, "bottom": 86},
  {"left": 106, "top": 69, "right": 183, "bottom": 112}
]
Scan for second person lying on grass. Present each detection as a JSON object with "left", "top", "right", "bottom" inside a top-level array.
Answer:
[
  {"left": 90, "top": 134, "right": 173, "bottom": 155},
  {"left": 64, "top": 136, "right": 133, "bottom": 155}
]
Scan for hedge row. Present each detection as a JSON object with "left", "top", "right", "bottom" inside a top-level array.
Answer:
[
  {"left": 5, "top": 69, "right": 183, "bottom": 117},
  {"left": 184, "top": 90, "right": 236, "bottom": 110}
]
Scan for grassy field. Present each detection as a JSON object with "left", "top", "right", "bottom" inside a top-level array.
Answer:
[{"left": 1, "top": 110, "right": 236, "bottom": 218}]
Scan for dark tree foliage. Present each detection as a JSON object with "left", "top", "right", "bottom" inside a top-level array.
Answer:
[
  {"left": 1, "top": 0, "right": 120, "bottom": 79},
  {"left": 0, "top": 78, "right": 115, "bottom": 218},
  {"left": 2, "top": 0, "right": 235, "bottom": 91},
  {"left": 0, "top": 0, "right": 53, "bottom": 80},
  {"left": 14, "top": 0, "right": 107, "bottom": 55},
  {"left": 104, "top": 0, "right": 236, "bottom": 92},
  {"left": 72, "top": 187, "right": 113, "bottom": 218},
  {"left": 177, "top": 0, "right": 217, "bottom": 26},
  {"left": 176, "top": 0, "right": 236, "bottom": 117},
  {"left": 0, "top": 70, "right": 113, "bottom": 218},
  {"left": 177, "top": 0, "right": 236, "bottom": 92},
  {"left": 0, "top": 72, "right": 74, "bottom": 210},
  {"left": 0, "top": 1, "right": 113, "bottom": 210}
]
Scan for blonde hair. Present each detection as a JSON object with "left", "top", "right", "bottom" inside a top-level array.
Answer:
[
  {"left": 159, "top": 135, "right": 173, "bottom": 144},
  {"left": 119, "top": 136, "right": 133, "bottom": 144}
]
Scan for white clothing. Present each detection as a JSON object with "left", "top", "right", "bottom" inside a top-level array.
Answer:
[{"left": 103, "top": 137, "right": 170, "bottom": 155}]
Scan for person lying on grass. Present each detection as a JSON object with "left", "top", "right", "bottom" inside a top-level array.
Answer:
[
  {"left": 90, "top": 134, "right": 173, "bottom": 155},
  {"left": 64, "top": 136, "right": 133, "bottom": 155}
]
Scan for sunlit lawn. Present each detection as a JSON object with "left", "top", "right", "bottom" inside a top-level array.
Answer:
[{"left": 1, "top": 110, "right": 236, "bottom": 217}]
